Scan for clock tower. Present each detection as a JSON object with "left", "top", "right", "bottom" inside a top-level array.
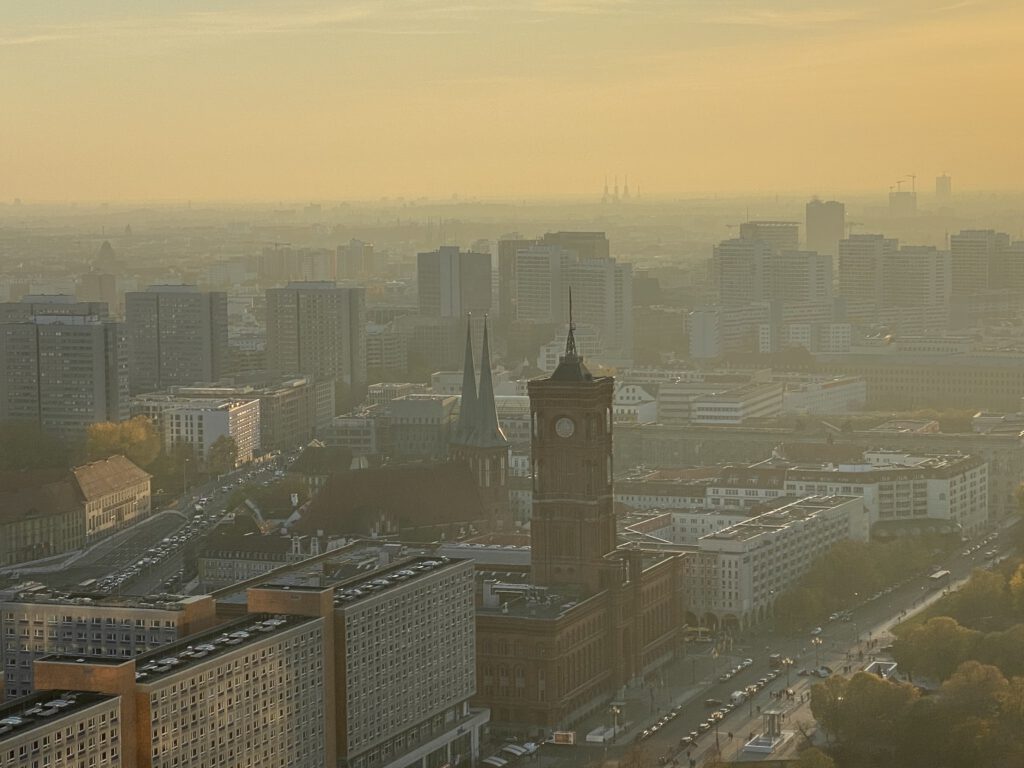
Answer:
[{"left": 528, "top": 308, "right": 616, "bottom": 592}]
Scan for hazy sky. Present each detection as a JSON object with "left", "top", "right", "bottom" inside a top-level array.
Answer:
[{"left": 2, "top": 0, "right": 1023, "bottom": 201}]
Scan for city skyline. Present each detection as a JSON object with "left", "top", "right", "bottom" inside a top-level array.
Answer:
[{"left": 3, "top": 1, "right": 1024, "bottom": 201}]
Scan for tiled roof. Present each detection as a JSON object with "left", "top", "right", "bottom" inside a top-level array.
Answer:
[
  {"left": 294, "top": 462, "right": 484, "bottom": 537},
  {"left": 0, "top": 472, "right": 81, "bottom": 524},
  {"left": 71, "top": 455, "right": 150, "bottom": 501}
]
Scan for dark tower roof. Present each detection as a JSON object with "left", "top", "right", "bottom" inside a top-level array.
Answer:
[
  {"left": 454, "top": 314, "right": 478, "bottom": 443},
  {"left": 550, "top": 286, "right": 593, "bottom": 382},
  {"left": 473, "top": 316, "right": 509, "bottom": 448}
]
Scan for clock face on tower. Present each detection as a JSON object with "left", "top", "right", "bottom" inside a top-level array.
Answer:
[{"left": 555, "top": 417, "right": 575, "bottom": 438}]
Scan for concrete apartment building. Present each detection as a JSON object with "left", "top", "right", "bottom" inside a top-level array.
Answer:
[
  {"left": 0, "top": 590, "right": 216, "bottom": 700},
  {"left": 124, "top": 285, "right": 229, "bottom": 394},
  {"left": 0, "top": 296, "right": 128, "bottom": 441},
  {"left": 950, "top": 229, "right": 1010, "bottom": 295},
  {"left": 265, "top": 282, "right": 367, "bottom": 402},
  {"left": 805, "top": 199, "right": 845, "bottom": 257},
  {"left": 389, "top": 395, "right": 458, "bottom": 460},
  {"left": 1, "top": 557, "right": 486, "bottom": 768}
]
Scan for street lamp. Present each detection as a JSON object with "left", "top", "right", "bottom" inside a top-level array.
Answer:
[
  {"left": 783, "top": 657, "right": 794, "bottom": 687},
  {"left": 609, "top": 705, "right": 621, "bottom": 742},
  {"left": 812, "top": 637, "right": 824, "bottom": 668},
  {"left": 182, "top": 458, "right": 191, "bottom": 496}
]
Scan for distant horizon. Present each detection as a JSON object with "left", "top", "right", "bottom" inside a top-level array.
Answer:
[{"left": 4, "top": 1, "right": 1023, "bottom": 201}]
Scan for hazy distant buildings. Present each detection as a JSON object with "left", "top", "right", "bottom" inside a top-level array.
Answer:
[
  {"left": 76, "top": 271, "right": 118, "bottom": 313},
  {"left": 936, "top": 174, "right": 952, "bottom": 202},
  {"left": 950, "top": 229, "right": 1011, "bottom": 295},
  {"left": 0, "top": 296, "right": 127, "bottom": 440},
  {"left": 838, "top": 234, "right": 899, "bottom": 320},
  {"left": 805, "top": 199, "right": 845, "bottom": 256},
  {"left": 513, "top": 244, "right": 633, "bottom": 360},
  {"left": 338, "top": 238, "right": 376, "bottom": 279},
  {"left": 125, "top": 285, "right": 228, "bottom": 394},
  {"left": 266, "top": 282, "right": 367, "bottom": 401},
  {"left": 712, "top": 239, "right": 771, "bottom": 305},
  {"left": 739, "top": 220, "right": 799, "bottom": 252},
  {"left": 888, "top": 186, "right": 917, "bottom": 217},
  {"left": 417, "top": 246, "right": 491, "bottom": 318}
]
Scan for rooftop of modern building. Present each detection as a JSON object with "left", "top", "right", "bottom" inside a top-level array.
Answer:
[
  {"left": 701, "top": 495, "right": 859, "bottom": 544},
  {"left": 330, "top": 556, "right": 468, "bottom": 610},
  {"left": 0, "top": 691, "right": 117, "bottom": 742},
  {"left": 38, "top": 612, "right": 318, "bottom": 685},
  {"left": 0, "top": 585, "right": 206, "bottom": 610},
  {"left": 475, "top": 572, "right": 597, "bottom": 620}
]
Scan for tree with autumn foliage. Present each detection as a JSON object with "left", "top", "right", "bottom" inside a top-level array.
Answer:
[{"left": 86, "top": 416, "right": 161, "bottom": 468}]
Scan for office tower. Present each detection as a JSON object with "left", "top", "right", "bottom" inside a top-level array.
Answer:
[
  {"left": 712, "top": 239, "right": 772, "bottom": 305},
  {"left": 936, "top": 174, "right": 952, "bottom": 202},
  {"left": 838, "top": 234, "right": 899, "bottom": 314},
  {"left": 738, "top": 220, "right": 799, "bottom": 252},
  {"left": 417, "top": 246, "right": 492, "bottom": 318},
  {"left": 884, "top": 245, "right": 952, "bottom": 310},
  {"left": 805, "top": 199, "right": 845, "bottom": 257},
  {"left": 950, "top": 229, "right": 1011, "bottom": 294},
  {"left": 0, "top": 296, "right": 127, "bottom": 441},
  {"left": 0, "top": 590, "right": 216, "bottom": 700},
  {"left": 496, "top": 234, "right": 538, "bottom": 323},
  {"left": 337, "top": 238, "right": 376, "bottom": 279},
  {"left": 513, "top": 247, "right": 633, "bottom": 359},
  {"left": 528, "top": 322, "right": 616, "bottom": 592},
  {"left": 124, "top": 285, "right": 228, "bottom": 394},
  {"left": 770, "top": 250, "right": 834, "bottom": 305},
  {"left": 539, "top": 230, "right": 610, "bottom": 260},
  {"left": 450, "top": 317, "right": 511, "bottom": 530},
  {"left": 266, "top": 282, "right": 367, "bottom": 400},
  {"left": 513, "top": 245, "right": 569, "bottom": 324}
]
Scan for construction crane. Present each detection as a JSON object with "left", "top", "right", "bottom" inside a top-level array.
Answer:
[{"left": 907, "top": 174, "right": 917, "bottom": 193}]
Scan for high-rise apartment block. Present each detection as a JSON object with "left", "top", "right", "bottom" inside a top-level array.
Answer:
[
  {"left": 124, "top": 286, "right": 228, "bottom": 394},
  {"left": 0, "top": 296, "right": 127, "bottom": 441},
  {"left": 713, "top": 242, "right": 831, "bottom": 306},
  {"left": 837, "top": 234, "right": 899, "bottom": 319},
  {"left": 738, "top": 220, "right": 799, "bottom": 252},
  {"left": 935, "top": 174, "right": 952, "bottom": 202},
  {"left": 417, "top": 246, "right": 492, "bottom": 318},
  {"left": 805, "top": 199, "right": 845, "bottom": 257},
  {"left": 0, "top": 590, "right": 216, "bottom": 700},
  {"left": 266, "top": 282, "right": 367, "bottom": 400},
  {"left": 1, "top": 557, "right": 486, "bottom": 768},
  {"left": 950, "top": 229, "right": 1011, "bottom": 295}
]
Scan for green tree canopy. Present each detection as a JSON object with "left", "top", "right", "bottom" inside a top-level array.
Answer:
[
  {"left": 893, "top": 616, "right": 981, "bottom": 681},
  {"left": 207, "top": 435, "right": 238, "bottom": 475}
]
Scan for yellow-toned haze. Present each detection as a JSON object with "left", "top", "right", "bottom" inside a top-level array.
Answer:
[{"left": 1, "top": 0, "right": 1022, "bottom": 201}]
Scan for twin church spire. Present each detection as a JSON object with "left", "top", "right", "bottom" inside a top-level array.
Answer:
[{"left": 453, "top": 315, "right": 508, "bottom": 449}]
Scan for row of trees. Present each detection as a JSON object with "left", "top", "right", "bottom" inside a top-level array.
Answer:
[
  {"left": 810, "top": 663, "right": 1024, "bottom": 768},
  {"left": 891, "top": 561, "right": 1024, "bottom": 681},
  {"left": 773, "top": 537, "right": 945, "bottom": 631}
]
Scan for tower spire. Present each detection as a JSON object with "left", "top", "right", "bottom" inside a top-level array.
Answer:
[
  {"left": 455, "top": 313, "right": 478, "bottom": 444},
  {"left": 474, "top": 315, "right": 508, "bottom": 447},
  {"left": 565, "top": 286, "right": 578, "bottom": 358}
]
